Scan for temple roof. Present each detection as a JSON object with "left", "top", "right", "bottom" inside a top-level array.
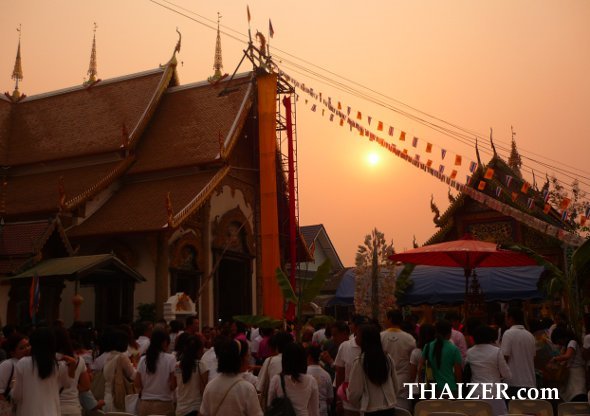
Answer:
[
  {"left": 3, "top": 67, "right": 176, "bottom": 166},
  {"left": 5, "top": 161, "right": 120, "bottom": 217},
  {"left": 68, "top": 169, "right": 226, "bottom": 237},
  {"left": 129, "top": 74, "right": 253, "bottom": 174},
  {"left": 425, "top": 153, "right": 569, "bottom": 245}
]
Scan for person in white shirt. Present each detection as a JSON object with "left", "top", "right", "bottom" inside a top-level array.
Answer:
[
  {"left": 103, "top": 329, "right": 137, "bottom": 413},
  {"left": 306, "top": 345, "right": 333, "bottom": 416},
  {"left": 256, "top": 331, "right": 293, "bottom": 402},
  {"left": 380, "top": 309, "right": 416, "bottom": 411},
  {"left": 335, "top": 315, "right": 367, "bottom": 416},
  {"left": 134, "top": 329, "right": 177, "bottom": 416},
  {"left": 500, "top": 307, "right": 536, "bottom": 398},
  {"left": 466, "top": 325, "right": 511, "bottom": 416},
  {"left": 135, "top": 321, "right": 153, "bottom": 357},
  {"left": 176, "top": 335, "right": 208, "bottom": 416},
  {"left": 268, "top": 343, "right": 319, "bottom": 416},
  {"left": 551, "top": 326, "right": 587, "bottom": 402},
  {"left": 348, "top": 324, "right": 398, "bottom": 416},
  {"left": 0, "top": 333, "right": 30, "bottom": 410},
  {"left": 12, "top": 327, "right": 77, "bottom": 416},
  {"left": 200, "top": 338, "right": 262, "bottom": 416}
]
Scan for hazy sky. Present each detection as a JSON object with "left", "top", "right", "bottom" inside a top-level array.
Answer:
[{"left": 2, "top": 1, "right": 589, "bottom": 265}]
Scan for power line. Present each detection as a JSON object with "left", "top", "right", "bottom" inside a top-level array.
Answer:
[{"left": 148, "top": 0, "right": 590, "bottom": 202}]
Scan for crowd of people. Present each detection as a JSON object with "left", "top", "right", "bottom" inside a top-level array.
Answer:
[{"left": 0, "top": 306, "right": 588, "bottom": 416}]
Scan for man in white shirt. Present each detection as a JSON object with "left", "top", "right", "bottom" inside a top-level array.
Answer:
[
  {"left": 501, "top": 306, "right": 536, "bottom": 398},
  {"left": 381, "top": 309, "right": 416, "bottom": 411},
  {"left": 335, "top": 315, "right": 367, "bottom": 416},
  {"left": 135, "top": 321, "right": 153, "bottom": 356}
]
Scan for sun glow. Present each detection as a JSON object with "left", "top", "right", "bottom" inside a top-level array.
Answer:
[{"left": 367, "top": 152, "right": 380, "bottom": 166}]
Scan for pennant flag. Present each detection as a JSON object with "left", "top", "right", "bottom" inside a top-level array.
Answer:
[
  {"left": 388, "top": 126, "right": 394, "bottom": 136},
  {"left": 450, "top": 170, "right": 458, "bottom": 179},
  {"left": 365, "top": 129, "right": 370, "bottom": 137},
  {"left": 543, "top": 189, "right": 550, "bottom": 203},
  {"left": 367, "top": 116, "right": 372, "bottom": 125},
  {"left": 478, "top": 180, "right": 486, "bottom": 191},
  {"left": 247, "top": 5, "right": 251, "bottom": 22},
  {"left": 561, "top": 210, "right": 569, "bottom": 221},
  {"left": 484, "top": 167, "right": 495, "bottom": 179},
  {"left": 543, "top": 203, "right": 551, "bottom": 214},
  {"left": 412, "top": 137, "right": 418, "bottom": 147},
  {"left": 414, "top": 154, "right": 421, "bottom": 162},
  {"left": 29, "top": 274, "right": 40, "bottom": 321},
  {"left": 441, "top": 149, "right": 447, "bottom": 160},
  {"left": 377, "top": 121, "right": 384, "bottom": 131},
  {"left": 399, "top": 131, "right": 406, "bottom": 141},
  {"left": 521, "top": 182, "right": 530, "bottom": 194},
  {"left": 269, "top": 19, "right": 275, "bottom": 38},
  {"left": 511, "top": 192, "right": 518, "bottom": 202},
  {"left": 527, "top": 198, "right": 535, "bottom": 209},
  {"left": 356, "top": 111, "right": 362, "bottom": 120},
  {"left": 466, "top": 175, "right": 471, "bottom": 184},
  {"left": 581, "top": 215, "right": 587, "bottom": 227},
  {"left": 329, "top": 114, "right": 334, "bottom": 121},
  {"left": 454, "top": 155, "right": 462, "bottom": 166},
  {"left": 505, "top": 175, "right": 513, "bottom": 187},
  {"left": 403, "top": 149, "right": 408, "bottom": 155},
  {"left": 340, "top": 118, "right": 344, "bottom": 126},
  {"left": 495, "top": 186, "right": 502, "bottom": 197},
  {"left": 321, "top": 109, "right": 325, "bottom": 116},
  {"left": 338, "top": 102, "right": 342, "bottom": 110},
  {"left": 439, "top": 164, "right": 445, "bottom": 174},
  {"left": 469, "top": 161, "right": 477, "bottom": 173},
  {"left": 311, "top": 104, "right": 317, "bottom": 112},
  {"left": 425, "top": 142, "right": 432, "bottom": 153},
  {"left": 347, "top": 106, "right": 351, "bottom": 115},
  {"left": 559, "top": 197, "right": 571, "bottom": 210},
  {"left": 426, "top": 159, "right": 433, "bottom": 167}
]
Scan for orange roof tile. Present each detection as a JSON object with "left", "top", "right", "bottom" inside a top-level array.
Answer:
[
  {"left": 129, "top": 75, "right": 253, "bottom": 174},
  {"left": 6, "top": 69, "right": 167, "bottom": 166},
  {"left": 68, "top": 169, "right": 226, "bottom": 237}
]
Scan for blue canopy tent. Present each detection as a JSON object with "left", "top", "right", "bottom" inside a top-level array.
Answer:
[
  {"left": 327, "top": 268, "right": 355, "bottom": 306},
  {"left": 397, "top": 265, "right": 545, "bottom": 305}
]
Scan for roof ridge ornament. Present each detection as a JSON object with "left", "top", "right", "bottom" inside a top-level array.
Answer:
[
  {"left": 489, "top": 127, "right": 497, "bottom": 157},
  {"left": 10, "top": 25, "right": 24, "bottom": 102},
  {"left": 175, "top": 27, "right": 182, "bottom": 54},
  {"left": 85, "top": 23, "right": 100, "bottom": 86},
  {"left": 208, "top": 13, "right": 228, "bottom": 84}
]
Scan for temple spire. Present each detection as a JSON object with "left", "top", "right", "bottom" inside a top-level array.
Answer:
[
  {"left": 86, "top": 23, "right": 98, "bottom": 84},
  {"left": 11, "top": 25, "right": 24, "bottom": 100},
  {"left": 212, "top": 12, "right": 223, "bottom": 80},
  {"left": 508, "top": 125, "right": 523, "bottom": 177}
]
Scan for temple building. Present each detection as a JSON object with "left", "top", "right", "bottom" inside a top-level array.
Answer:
[{"left": 0, "top": 29, "right": 309, "bottom": 328}]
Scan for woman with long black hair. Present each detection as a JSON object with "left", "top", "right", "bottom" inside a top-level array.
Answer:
[
  {"left": 267, "top": 342, "right": 319, "bottom": 416},
  {"left": 347, "top": 324, "right": 398, "bottom": 416},
  {"left": 134, "top": 329, "right": 177, "bottom": 416},
  {"left": 11, "top": 327, "right": 76, "bottom": 416},
  {"left": 419, "top": 320, "right": 462, "bottom": 396},
  {"left": 175, "top": 335, "right": 208, "bottom": 416}
]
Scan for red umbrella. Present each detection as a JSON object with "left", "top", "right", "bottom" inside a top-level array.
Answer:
[{"left": 389, "top": 234, "right": 538, "bottom": 297}]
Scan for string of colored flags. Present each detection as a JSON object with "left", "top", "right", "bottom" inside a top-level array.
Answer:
[{"left": 279, "top": 70, "right": 586, "bottom": 247}]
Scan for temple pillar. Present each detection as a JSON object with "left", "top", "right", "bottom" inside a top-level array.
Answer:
[{"left": 155, "top": 232, "right": 170, "bottom": 319}]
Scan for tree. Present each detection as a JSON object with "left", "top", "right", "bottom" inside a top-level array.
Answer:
[
  {"left": 354, "top": 228, "right": 395, "bottom": 323},
  {"left": 548, "top": 176, "right": 589, "bottom": 236},
  {"left": 275, "top": 258, "right": 332, "bottom": 338}
]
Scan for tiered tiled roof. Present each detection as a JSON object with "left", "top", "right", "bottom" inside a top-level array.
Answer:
[
  {"left": 0, "top": 218, "right": 72, "bottom": 275},
  {"left": 4, "top": 68, "right": 171, "bottom": 166},
  {"left": 425, "top": 153, "right": 570, "bottom": 245}
]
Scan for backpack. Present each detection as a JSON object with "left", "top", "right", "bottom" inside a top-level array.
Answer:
[
  {"left": 265, "top": 374, "right": 296, "bottom": 416},
  {"left": 112, "top": 355, "right": 136, "bottom": 411}
]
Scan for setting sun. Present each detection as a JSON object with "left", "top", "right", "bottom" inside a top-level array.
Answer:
[{"left": 367, "top": 152, "right": 380, "bottom": 166}]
